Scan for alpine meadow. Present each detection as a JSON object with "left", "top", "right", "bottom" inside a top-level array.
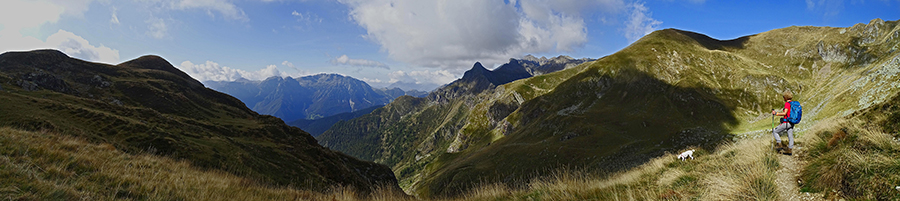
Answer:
[{"left": 1, "top": 1, "right": 899, "bottom": 200}]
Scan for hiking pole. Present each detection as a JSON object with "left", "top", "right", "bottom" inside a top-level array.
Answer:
[
  {"left": 771, "top": 109, "right": 775, "bottom": 132},
  {"left": 771, "top": 109, "right": 776, "bottom": 150}
]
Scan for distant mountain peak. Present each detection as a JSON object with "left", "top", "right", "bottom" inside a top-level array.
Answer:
[
  {"left": 429, "top": 55, "right": 593, "bottom": 102},
  {"left": 473, "top": 62, "right": 485, "bottom": 69},
  {"left": 461, "top": 62, "right": 491, "bottom": 81}
]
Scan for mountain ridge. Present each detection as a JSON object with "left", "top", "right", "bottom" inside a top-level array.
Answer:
[
  {"left": 0, "top": 49, "right": 402, "bottom": 193},
  {"left": 205, "top": 73, "right": 426, "bottom": 122}
]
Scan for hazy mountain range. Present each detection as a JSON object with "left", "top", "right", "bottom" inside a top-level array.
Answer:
[{"left": 204, "top": 74, "right": 426, "bottom": 122}]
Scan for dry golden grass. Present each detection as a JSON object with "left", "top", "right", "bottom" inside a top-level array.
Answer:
[
  {"left": 0, "top": 127, "right": 412, "bottom": 201},
  {"left": 4, "top": 115, "right": 894, "bottom": 200},
  {"left": 455, "top": 115, "right": 898, "bottom": 200},
  {"left": 800, "top": 117, "right": 900, "bottom": 200},
  {"left": 455, "top": 138, "right": 782, "bottom": 200}
]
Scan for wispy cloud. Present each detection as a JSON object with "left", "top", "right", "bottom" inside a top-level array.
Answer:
[
  {"left": 291, "top": 10, "right": 321, "bottom": 23},
  {"left": 110, "top": 7, "right": 120, "bottom": 25},
  {"left": 281, "top": 60, "right": 308, "bottom": 74},
  {"left": 48, "top": 0, "right": 97, "bottom": 17},
  {"left": 331, "top": 55, "right": 389, "bottom": 69},
  {"left": 624, "top": 2, "right": 662, "bottom": 43},
  {"left": 804, "top": 0, "right": 845, "bottom": 17},
  {"left": 146, "top": 17, "right": 168, "bottom": 39},
  {"left": 170, "top": 0, "right": 248, "bottom": 21}
]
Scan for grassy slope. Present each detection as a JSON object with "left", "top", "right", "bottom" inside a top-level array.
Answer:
[
  {"left": 800, "top": 93, "right": 900, "bottom": 200},
  {"left": 452, "top": 19, "right": 900, "bottom": 200},
  {"left": 457, "top": 92, "right": 900, "bottom": 200},
  {"left": 319, "top": 19, "right": 900, "bottom": 198},
  {"left": 0, "top": 127, "right": 413, "bottom": 201},
  {"left": 455, "top": 137, "right": 781, "bottom": 200},
  {"left": 0, "top": 50, "right": 399, "bottom": 193},
  {"left": 415, "top": 19, "right": 900, "bottom": 197}
]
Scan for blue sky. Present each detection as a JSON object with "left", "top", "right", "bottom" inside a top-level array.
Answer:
[{"left": 1, "top": 0, "right": 897, "bottom": 91}]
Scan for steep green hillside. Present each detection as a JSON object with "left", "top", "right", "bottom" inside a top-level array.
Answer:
[
  {"left": 0, "top": 50, "right": 400, "bottom": 193},
  {"left": 320, "top": 18, "right": 900, "bottom": 198}
]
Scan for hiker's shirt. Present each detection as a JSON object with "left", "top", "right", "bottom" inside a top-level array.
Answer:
[{"left": 781, "top": 102, "right": 791, "bottom": 124}]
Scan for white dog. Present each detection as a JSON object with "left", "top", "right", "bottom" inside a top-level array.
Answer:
[{"left": 678, "top": 149, "right": 695, "bottom": 161}]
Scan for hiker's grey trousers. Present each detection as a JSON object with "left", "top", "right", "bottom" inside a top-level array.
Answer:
[{"left": 773, "top": 122, "right": 795, "bottom": 149}]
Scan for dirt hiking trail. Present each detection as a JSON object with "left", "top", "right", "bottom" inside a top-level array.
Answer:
[{"left": 775, "top": 147, "right": 825, "bottom": 201}]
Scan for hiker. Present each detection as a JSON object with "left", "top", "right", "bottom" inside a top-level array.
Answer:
[{"left": 772, "top": 90, "right": 802, "bottom": 154}]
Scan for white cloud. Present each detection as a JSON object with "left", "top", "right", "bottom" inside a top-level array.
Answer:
[
  {"left": 0, "top": 0, "right": 118, "bottom": 64},
  {"left": 178, "top": 60, "right": 308, "bottom": 81},
  {"left": 338, "top": 0, "right": 625, "bottom": 69},
  {"left": 0, "top": 0, "right": 65, "bottom": 32},
  {"left": 0, "top": 0, "right": 62, "bottom": 55},
  {"left": 46, "top": 30, "right": 120, "bottom": 64},
  {"left": 332, "top": 55, "right": 389, "bottom": 69},
  {"left": 170, "top": 0, "right": 248, "bottom": 21},
  {"left": 360, "top": 69, "right": 457, "bottom": 91},
  {"left": 624, "top": 2, "right": 662, "bottom": 42},
  {"left": 0, "top": 29, "right": 119, "bottom": 64},
  {"left": 146, "top": 18, "right": 168, "bottom": 39}
]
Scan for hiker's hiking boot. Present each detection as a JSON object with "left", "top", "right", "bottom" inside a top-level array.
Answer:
[
  {"left": 782, "top": 147, "right": 793, "bottom": 155},
  {"left": 773, "top": 142, "right": 784, "bottom": 152}
]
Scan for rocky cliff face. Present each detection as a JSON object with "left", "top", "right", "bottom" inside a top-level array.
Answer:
[
  {"left": 0, "top": 50, "right": 402, "bottom": 193},
  {"left": 320, "top": 19, "right": 900, "bottom": 198}
]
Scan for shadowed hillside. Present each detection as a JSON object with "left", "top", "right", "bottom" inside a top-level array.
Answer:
[{"left": 0, "top": 50, "right": 401, "bottom": 193}]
